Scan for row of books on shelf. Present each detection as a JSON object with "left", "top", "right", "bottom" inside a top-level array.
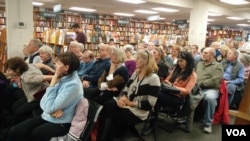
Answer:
[
  {"left": 39, "top": 29, "right": 184, "bottom": 48},
  {"left": 81, "top": 18, "right": 176, "bottom": 28}
]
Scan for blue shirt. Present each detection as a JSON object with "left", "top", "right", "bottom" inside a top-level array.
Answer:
[
  {"left": 77, "top": 60, "right": 95, "bottom": 78},
  {"left": 82, "top": 58, "right": 111, "bottom": 87},
  {"left": 40, "top": 71, "right": 83, "bottom": 124},
  {"left": 223, "top": 63, "right": 244, "bottom": 85}
]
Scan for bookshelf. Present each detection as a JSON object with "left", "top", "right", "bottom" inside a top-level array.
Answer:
[
  {"left": 206, "top": 27, "right": 243, "bottom": 47},
  {"left": 0, "top": 8, "right": 6, "bottom": 71},
  {"left": 33, "top": 7, "right": 81, "bottom": 40}
]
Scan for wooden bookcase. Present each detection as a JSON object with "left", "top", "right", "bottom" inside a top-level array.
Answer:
[{"left": 0, "top": 8, "right": 6, "bottom": 71}]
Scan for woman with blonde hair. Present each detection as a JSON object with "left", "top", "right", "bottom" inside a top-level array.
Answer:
[
  {"left": 97, "top": 50, "right": 161, "bottom": 141},
  {"left": 153, "top": 47, "right": 169, "bottom": 81},
  {"left": 219, "top": 45, "right": 230, "bottom": 62}
]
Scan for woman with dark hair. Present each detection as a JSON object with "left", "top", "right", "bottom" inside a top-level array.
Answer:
[
  {"left": 157, "top": 51, "right": 197, "bottom": 109},
  {"left": 3, "top": 57, "right": 50, "bottom": 127},
  {"left": 6, "top": 52, "right": 83, "bottom": 141}
]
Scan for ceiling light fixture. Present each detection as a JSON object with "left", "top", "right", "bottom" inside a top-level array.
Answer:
[
  {"left": 152, "top": 7, "right": 179, "bottom": 12},
  {"left": 220, "top": 0, "right": 250, "bottom": 5},
  {"left": 236, "top": 24, "right": 250, "bottom": 26},
  {"left": 208, "top": 12, "right": 223, "bottom": 16},
  {"left": 227, "top": 17, "right": 245, "bottom": 20},
  {"left": 134, "top": 10, "right": 158, "bottom": 14},
  {"left": 32, "top": 2, "right": 44, "bottom": 6},
  {"left": 117, "top": 0, "right": 146, "bottom": 4},
  {"left": 207, "top": 19, "right": 215, "bottom": 22},
  {"left": 69, "top": 7, "right": 96, "bottom": 12},
  {"left": 113, "top": 13, "right": 135, "bottom": 17}
]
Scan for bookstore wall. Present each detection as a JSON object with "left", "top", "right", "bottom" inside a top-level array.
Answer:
[
  {"left": 0, "top": 8, "right": 6, "bottom": 71},
  {"left": 33, "top": 7, "right": 189, "bottom": 56}
]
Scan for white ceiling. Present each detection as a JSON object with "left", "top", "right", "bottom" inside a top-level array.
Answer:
[{"left": 1, "top": 0, "right": 250, "bottom": 28}]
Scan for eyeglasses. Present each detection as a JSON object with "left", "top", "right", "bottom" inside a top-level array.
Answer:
[
  {"left": 145, "top": 50, "right": 149, "bottom": 61},
  {"left": 178, "top": 52, "right": 186, "bottom": 58}
]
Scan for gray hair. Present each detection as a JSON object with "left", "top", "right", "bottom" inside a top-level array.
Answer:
[
  {"left": 240, "top": 53, "right": 250, "bottom": 64},
  {"left": 39, "top": 45, "right": 53, "bottom": 58},
  {"left": 76, "top": 42, "right": 84, "bottom": 52},
  {"left": 111, "top": 47, "right": 126, "bottom": 63},
  {"left": 124, "top": 44, "right": 134, "bottom": 53},
  {"left": 31, "top": 39, "right": 42, "bottom": 48}
]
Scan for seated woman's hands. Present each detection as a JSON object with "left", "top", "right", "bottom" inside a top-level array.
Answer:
[
  {"left": 117, "top": 96, "right": 135, "bottom": 108},
  {"left": 82, "top": 80, "right": 90, "bottom": 88},
  {"left": 163, "top": 79, "right": 173, "bottom": 86},
  {"left": 51, "top": 109, "right": 64, "bottom": 118},
  {"left": 106, "top": 87, "right": 118, "bottom": 91}
]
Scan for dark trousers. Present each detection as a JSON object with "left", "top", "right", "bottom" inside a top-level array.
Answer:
[
  {"left": 84, "top": 87, "right": 101, "bottom": 100},
  {"left": 11, "top": 97, "right": 40, "bottom": 126},
  {"left": 156, "top": 92, "right": 186, "bottom": 117},
  {"left": 7, "top": 116, "right": 71, "bottom": 141},
  {"left": 99, "top": 99, "right": 141, "bottom": 140}
]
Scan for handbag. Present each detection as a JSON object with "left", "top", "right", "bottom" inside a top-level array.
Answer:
[
  {"left": 161, "top": 83, "right": 180, "bottom": 94},
  {"left": 188, "top": 83, "right": 204, "bottom": 110}
]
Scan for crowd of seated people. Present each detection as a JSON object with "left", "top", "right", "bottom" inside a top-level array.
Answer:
[{"left": 1, "top": 38, "right": 249, "bottom": 141}]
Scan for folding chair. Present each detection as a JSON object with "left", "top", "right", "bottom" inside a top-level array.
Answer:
[
  {"left": 79, "top": 99, "right": 103, "bottom": 141},
  {"left": 50, "top": 99, "right": 103, "bottom": 141},
  {"left": 130, "top": 108, "right": 157, "bottom": 141}
]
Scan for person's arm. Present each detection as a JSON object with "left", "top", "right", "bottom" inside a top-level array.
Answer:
[
  {"left": 227, "top": 66, "right": 245, "bottom": 85},
  {"left": 35, "top": 63, "right": 55, "bottom": 74},
  {"left": 175, "top": 72, "right": 197, "bottom": 96}
]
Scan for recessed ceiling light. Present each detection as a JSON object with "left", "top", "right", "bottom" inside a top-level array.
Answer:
[
  {"left": 113, "top": 13, "right": 135, "bottom": 17},
  {"left": 32, "top": 2, "right": 44, "bottom": 6},
  {"left": 69, "top": 7, "right": 96, "bottom": 12},
  {"left": 207, "top": 19, "right": 215, "bottom": 22},
  {"left": 159, "top": 17, "right": 166, "bottom": 20},
  {"left": 227, "top": 17, "right": 244, "bottom": 20},
  {"left": 220, "top": 0, "right": 250, "bottom": 5},
  {"left": 134, "top": 10, "right": 158, "bottom": 14},
  {"left": 208, "top": 12, "right": 223, "bottom": 16},
  {"left": 237, "top": 24, "right": 250, "bottom": 26},
  {"left": 152, "top": 7, "right": 179, "bottom": 12},
  {"left": 117, "top": 0, "right": 146, "bottom": 4}
]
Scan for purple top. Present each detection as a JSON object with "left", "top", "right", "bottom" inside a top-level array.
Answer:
[
  {"left": 76, "top": 31, "right": 87, "bottom": 44},
  {"left": 125, "top": 60, "right": 136, "bottom": 78}
]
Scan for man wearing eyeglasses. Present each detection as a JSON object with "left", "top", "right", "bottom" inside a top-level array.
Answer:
[{"left": 195, "top": 47, "right": 224, "bottom": 134}]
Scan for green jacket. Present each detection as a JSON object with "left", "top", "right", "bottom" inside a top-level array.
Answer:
[{"left": 195, "top": 60, "right": 224, "bottom": 90}]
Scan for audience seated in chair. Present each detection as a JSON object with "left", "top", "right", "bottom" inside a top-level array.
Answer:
[
  {"left": 5, "top": 52, "right": 83, "bottom": 141},
  {"left": 35, "top": 45, "right": 55, "bottom": 75},
  {"left": 124, "top": 44, "right": 136, "bottom": 78},
  {"left": 195, "top": 47, "right": 224, "bottom": 133},
  {"left": 153, "top": 47, "right": 169, "bottom": 81},
  {"left": 90, "top": 48, "right": 129, "bottom": 105},
  {"left": 3, "top": 57, "right": 50, "bottom": 127},
  {"left": 83, "top": 44, "right": 112, "bottom": 98},
  {"left": 25, "top": 39, "right": 43, "bottom": 64},
  {"left": 221, "top": 48, "right": 244, "bottom": 106},
  {"left": 96, "top": 50, "right": 160, "bottom": 141},
  {"left": 156, "top": 51, "right": 197, "bottom": 129}
]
